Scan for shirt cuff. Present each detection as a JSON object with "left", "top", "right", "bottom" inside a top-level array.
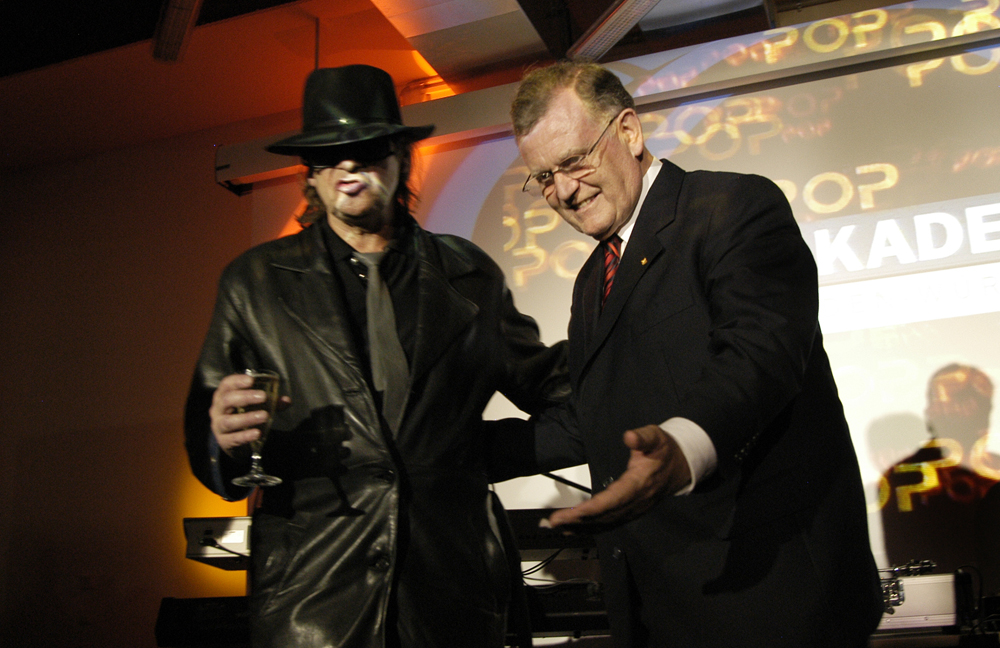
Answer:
[{"left": 660, "top": 417, "right": 717, "bottom": 495}]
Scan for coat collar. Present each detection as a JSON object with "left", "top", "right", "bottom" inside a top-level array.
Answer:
[
  {"left": 267, "top": 219, "right": 480, "bottom": 390},
  {"left": 269, "top": 223, "right": 365, "bottom": 378}
]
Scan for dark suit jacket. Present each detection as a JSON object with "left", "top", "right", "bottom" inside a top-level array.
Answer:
[{"left": 495, "top": 160, "right": 884, "bottom": 647}]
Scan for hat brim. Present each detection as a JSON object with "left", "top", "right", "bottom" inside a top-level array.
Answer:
[{"left": 266, "top": 123, "right": 435, "bottom": 155}]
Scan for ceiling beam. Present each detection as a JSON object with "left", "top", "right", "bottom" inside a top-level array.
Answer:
[
  {"left": 152, "top": 0, "right": 205, "bottom": 62},
  {"left": 567, "top": 0, "right": 662, "bottom": 61}
]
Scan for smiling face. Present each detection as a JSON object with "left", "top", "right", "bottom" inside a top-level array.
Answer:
[
  {"left": 516, "top": 88, "right": 646, "bottom": 242},
  {"left": 306, "top": 142, "right": 401, "bottom": 239}
]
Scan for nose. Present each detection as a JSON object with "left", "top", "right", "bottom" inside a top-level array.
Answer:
[{"left": 550, "top": 172, "right": 579, "bottom": 204}]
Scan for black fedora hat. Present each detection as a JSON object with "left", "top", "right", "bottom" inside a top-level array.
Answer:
[{"left": 267, "top": 65, "right": 434, "bottom": 155}]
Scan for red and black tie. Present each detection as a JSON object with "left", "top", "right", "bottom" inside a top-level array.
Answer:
[{"left": 602, "top": 234, "right": 622, "bottom": 306}]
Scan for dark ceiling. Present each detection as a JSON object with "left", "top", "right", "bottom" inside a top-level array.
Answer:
[
  {"left": 0, "top": 0, "right": 865, "bottom": 174},
  {"left": 0, "top": 0, "right": 299, "bottom": 78},
  {"left": 1, "top": 0, "right": 842, "bottom": 79}
]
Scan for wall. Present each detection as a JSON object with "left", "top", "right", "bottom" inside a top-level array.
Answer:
[{"left": 0, "top": 113, "right": 295, "bottom": 647}]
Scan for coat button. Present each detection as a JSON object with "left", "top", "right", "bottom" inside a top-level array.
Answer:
[
  {"left": 602, "top": 477, "right": 614, "bottom": 489},
  {"left": 611, "top": 547, "right": 624, "bottom": 560},
  {"left": 370, "top": 553, "right": 391, "bottom": 571}
]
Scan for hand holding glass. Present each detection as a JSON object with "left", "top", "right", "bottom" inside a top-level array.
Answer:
[{"left": 231, "top": 369, "right": 283, "bottom": 487}]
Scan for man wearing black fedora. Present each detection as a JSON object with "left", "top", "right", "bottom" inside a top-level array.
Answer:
[{"left": 185, "top": 64, "right": 568, "bottom": 648}]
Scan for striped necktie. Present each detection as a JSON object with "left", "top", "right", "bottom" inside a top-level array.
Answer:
[{"left": 603, "top": 234, "right": 622, "bottom": 306}]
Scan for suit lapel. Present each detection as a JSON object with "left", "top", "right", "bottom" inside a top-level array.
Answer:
[{"left": 575, "top": 161, "right": 685, "bottom": 375}]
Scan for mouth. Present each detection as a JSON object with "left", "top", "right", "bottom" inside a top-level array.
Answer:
[
  {"left": 337, "top": 179, "right": 367, "bottom": 196},
  {"left": 568, "top": 193, "right": 598, "bottom": 212}
]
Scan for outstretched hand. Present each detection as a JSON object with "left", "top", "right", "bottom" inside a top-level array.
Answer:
[{"left": 546, "top": 425, "right": 692, "bottom": 532}]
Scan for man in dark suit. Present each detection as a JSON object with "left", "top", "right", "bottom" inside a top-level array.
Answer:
[{"left": 497, "top": 61, "right": 884, "bottom": 647}]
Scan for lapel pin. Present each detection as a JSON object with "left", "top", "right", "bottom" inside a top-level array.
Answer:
[{"left": 641, "top": 258, "right": 648, "bottom": 265}]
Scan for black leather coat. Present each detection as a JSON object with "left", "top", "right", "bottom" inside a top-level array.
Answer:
[{"left": 185, "top": 219, "right": 568, "bottom": 648}]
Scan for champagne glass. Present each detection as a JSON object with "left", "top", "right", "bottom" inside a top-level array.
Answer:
[{"left": 232, "top": 369, "right": 283, "bottom": 487}]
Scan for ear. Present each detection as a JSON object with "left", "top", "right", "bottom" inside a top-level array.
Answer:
[{"left": 619, "top": 108, "right": 645, "bottom": 158}]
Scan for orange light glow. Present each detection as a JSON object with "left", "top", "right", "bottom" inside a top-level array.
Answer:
[
  {"left": 280, "top": 200, "right": 307, "bottom": 238},
  {"left": 406, "top": 52, "right": 455, "bottom": 102},
  {"left": 175, "top": 472, "right": 249, "bottom": 596},
  {"left": 411, "top": 51, "right": 438, "bottom": 78}
]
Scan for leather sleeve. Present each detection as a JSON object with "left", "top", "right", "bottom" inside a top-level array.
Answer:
[
  {"left": 184, "top": 259, "right": 261, "bottom": 501},
  {"left": 483, "top": 401, "right": 586, "bottom": 484}
]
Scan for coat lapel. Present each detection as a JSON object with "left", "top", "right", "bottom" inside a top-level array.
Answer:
[
  {"left": 409, "top": 231, "right": 480, "bottom": 385},
  {"left": 267, "top": 222, "right": 480, "bottom": 428},
  {"left": 270, "top": 225, "right": 367, "bottom": 379}
]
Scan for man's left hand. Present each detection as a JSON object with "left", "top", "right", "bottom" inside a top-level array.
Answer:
[{"left": 546, "top": 425, "right": 692, "bottom": 532}]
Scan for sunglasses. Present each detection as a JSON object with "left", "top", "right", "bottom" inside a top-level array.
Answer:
[{"left": 305, "top": 138, "right": 396, "bottom": 171}]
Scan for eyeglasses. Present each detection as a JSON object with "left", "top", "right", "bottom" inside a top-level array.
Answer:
[
  {"left": 306, "top": 138, "right": 396, "bottom": 172},
  {"left": 522, "top": 112, "right": 621, "bottom": 196}
]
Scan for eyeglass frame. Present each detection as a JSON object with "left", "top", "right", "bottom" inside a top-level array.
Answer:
[{"left": 521, "top": 110, "right": 624, "bottom": 195}]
